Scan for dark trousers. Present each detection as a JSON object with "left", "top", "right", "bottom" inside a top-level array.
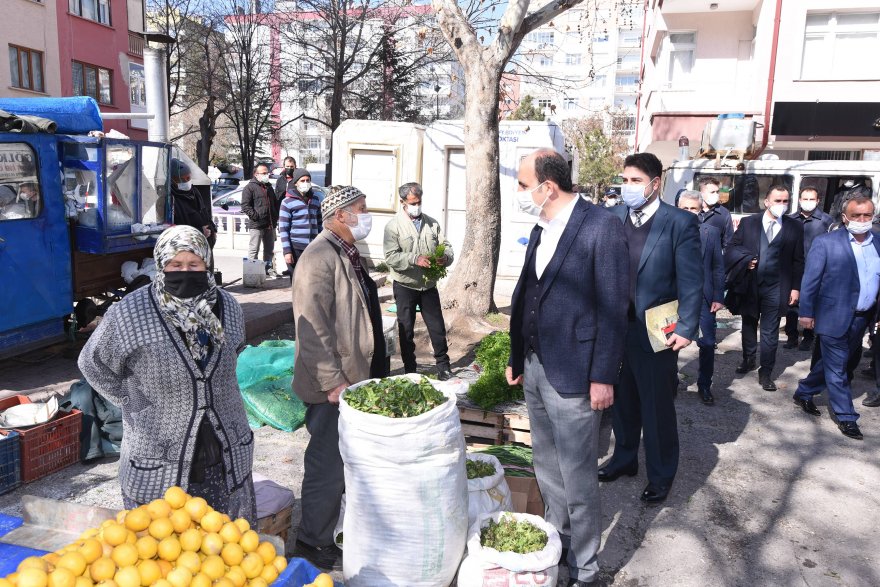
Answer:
[
  {"left": 741, "top": 284, "right": 781, "bottom": 376},
  {"left": 697, "top": 301, "right": 717, "bottom": 390},
  {"left": 299, "top": 402, "right": 344, "bottom": 547},
  {"left": 611, "top": 325, "right": 680, "bottom": 486},
  {"left": 785, "top": 305, "right": 815, "bottom": 342},
  {"left": 795, "top": 315, "right": 867, "bottom": 422},
  {"left": 393, "top": 282, "right": 450, "bottom": 372}
]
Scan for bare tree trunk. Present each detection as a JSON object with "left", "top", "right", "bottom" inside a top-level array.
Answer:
[
  {"left": 442, "top": 65, "right": 502, "bottom": 315},
  {"left": 196, "top": 96, "right": 216, "bottom": 173}
]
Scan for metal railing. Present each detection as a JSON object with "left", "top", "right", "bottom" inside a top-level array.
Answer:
[{"left": 128, "top": 33, "right": 144, "bottom": 58}]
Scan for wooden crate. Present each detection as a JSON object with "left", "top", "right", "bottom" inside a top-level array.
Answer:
[
  {"left": 458, "top": 407, "right": 531, "bottom": 447},
  {"left": 256, "top": 505, "right": 292, "bottom": 543}
]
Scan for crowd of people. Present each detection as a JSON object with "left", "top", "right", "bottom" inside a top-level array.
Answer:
[{"left": 76, "top": 146, "right": 878, "bottom": 585}]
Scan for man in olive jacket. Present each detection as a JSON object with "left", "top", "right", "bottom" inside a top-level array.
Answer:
[
  {"left": 291, "top": 186, "right": 387, "bottom": 569},
  {"left": 383, "top": 182, "right": 455, "bottom": 380}
]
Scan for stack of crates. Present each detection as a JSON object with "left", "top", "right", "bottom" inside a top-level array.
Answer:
[
  {"left": 0, "top": 396, "right": 82, "bottom": 483},
  {"left": 0, "top": 431, "right": 21, "bottom": 495}
]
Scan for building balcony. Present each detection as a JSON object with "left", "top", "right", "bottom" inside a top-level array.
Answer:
[
  {"left": 615, "top": 85, "right": 639, "bottom": 94},
  {"left": 128, "top": 32, "right": 144, "bottom": 58},
  {"left": 659, "top": 0, "right": 760, "bottom": 14}
]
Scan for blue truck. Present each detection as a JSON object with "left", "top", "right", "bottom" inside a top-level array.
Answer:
[{"left": 0, "top": 97, "right": 205, "bottom": 359}]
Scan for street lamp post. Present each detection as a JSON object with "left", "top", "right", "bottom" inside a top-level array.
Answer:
[{"left": 434, "top": 84, "right": 441, "bottom": 120}]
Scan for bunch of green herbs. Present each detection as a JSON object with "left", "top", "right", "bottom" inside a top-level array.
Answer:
[
  {"left": 467, "top": 331, "right": 524, "bottom": 410},
  {"left": 466, "top": 459, "right": 497, "bottom": 479},
  {"left": 475, "top": 445, "right": 535, "bottom": 478},
  {"left": 480, "top": 515, "right": 548, "bottom": 554},
  {"left": 423, "top": 244, "right": 448, "bottom": 284},
  {"left": 345, "top": 376, "right": 446, "bottom": 418}
]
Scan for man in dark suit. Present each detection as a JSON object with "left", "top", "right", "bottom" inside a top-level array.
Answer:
[
  {"left": 784, "top": 186, "right": 834, "bottom": 351},
  {"left": 729, "top": 185, "right": 804, "bottom": 391},
  {"left": 679, "top": 190, "right": 725, "bottom": 405},
  {"left": 793, "top": 197, "right": 880, "bottom": 440},
  {"left": 698, "top": 176, "right": 734, "bottom": 248},
  {"left": 506, "top": 149, "right": 628, "bottom": 587},
  {"left": 599, "top": 152, "right": 702, "bottom": 505}
]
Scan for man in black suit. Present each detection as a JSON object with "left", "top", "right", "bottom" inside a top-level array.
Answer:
[
  {"left": 729, "top": 185, "right": 805, "bottom": 391},
  {"left": 679, "top": 190, "right": 725, "bottom": 405},
  {"left": 506, "top": 149, "right": 628, "bottom": 587},
  {"left": 599, "top": 153, "right": 703, "bottom": 505}
]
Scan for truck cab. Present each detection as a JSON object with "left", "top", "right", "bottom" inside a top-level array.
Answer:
[{"left": 0, "top": 120, "right": 177, "bottom": 358}]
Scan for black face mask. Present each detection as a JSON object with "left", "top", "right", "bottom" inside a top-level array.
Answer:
[
  {"left": 285, "top": 168, "right": 296, "bottom": 177},
  {"left": 163, "top": 271, "right": 211, "bottom": 298}
]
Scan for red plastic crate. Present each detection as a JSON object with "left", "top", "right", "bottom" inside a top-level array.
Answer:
[{"left": 0, "top": 395, "right": 82, "bottom": 483}]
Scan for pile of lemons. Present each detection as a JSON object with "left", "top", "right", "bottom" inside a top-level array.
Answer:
[{"left": 0, "top": 486, "right": 287, "bottom": 587}]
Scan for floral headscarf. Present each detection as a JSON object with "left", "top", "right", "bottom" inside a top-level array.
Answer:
[{"left": 153, "top": 225, "right": 223, "bottom": 363}]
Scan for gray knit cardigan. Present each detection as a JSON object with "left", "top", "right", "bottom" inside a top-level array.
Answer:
[{"left": 78, "top": 286, "right": 254, "bottom": 506}]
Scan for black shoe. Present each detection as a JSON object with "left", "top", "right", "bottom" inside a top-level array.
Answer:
[
  {"left": 436, "top": 367, "right": 453, "bottom": 381},
  {"left": 598, "top": 461, "right": 638, "bottom": 482},
  {"left": 838, "top": 421, "right": 864, "bottom": 440},
  {"left": 793, "top": 395, "right": 821, "bottom": 416},
  {"left": 293, "top": 539, "right": 340, "bottom": 570},
  {"left": 736, "top": 358, "right": 757, "bottom": 374},
  {"left": 759, "top": 375, "right": 777, "bottom": 392},
  {"left": 783, "top": 337, "right": 799, "bottom": 349},
  {"left": 698, "top": 387, "right": 714, "bottom": 405},
  {"left": 862, "top": 394, "right": 880, "bottom": 407},
  {"left": 640, "top": 483, "right": 671, "bottom": 504},
  {"left": 798, "top": 338, "right": 813, "bottom": 352}
]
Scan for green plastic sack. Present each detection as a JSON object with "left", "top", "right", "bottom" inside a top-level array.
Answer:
[{"left": 237, "top": 340, "right": 306, "bottom": 432}]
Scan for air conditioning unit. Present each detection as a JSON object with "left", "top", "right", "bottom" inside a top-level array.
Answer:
[{"left": 699, "top": 115, "right": 756, "bottom": 158}]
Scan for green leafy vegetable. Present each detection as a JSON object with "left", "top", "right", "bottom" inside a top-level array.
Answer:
[
  {"left": 345, "top": 376, "right": 446, "bottom": 417},
  {"left": 467, "top": 331, "right": 524, "bottom": 409},
  {"left": 423, "top": 244, "right": 448, "bottom": 284},
  {"left": 466, "top": 459, "right": 497, "bottom": 479},
  {"left": 476, "top": 445, "right": 535, "bottom": 477},
  {"left": 480, "top": 515, "right": 548, "bottom": 554}
]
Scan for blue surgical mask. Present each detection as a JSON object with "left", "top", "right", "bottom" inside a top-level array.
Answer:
[{"left": 621, "top": 179, "right": 657, "bottom": 210}]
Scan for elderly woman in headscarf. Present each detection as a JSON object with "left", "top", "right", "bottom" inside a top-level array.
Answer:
[{"left": 78, "top": 225, "right": 256, "bottom": 522}]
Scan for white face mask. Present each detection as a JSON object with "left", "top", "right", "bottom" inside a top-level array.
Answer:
[
  {"left": 297, "top": 181, "right": 312, "bottom": 194},
  {"left": 177, "top": 181, "right": 192, "bottom": 191},
  {"left": 254, "top": 174, "right": 269, "bottom": 184},
  {"left": 622, "top": 179, "right": 657, "bottom": 210},
  {"left": 768, "top": 203, "right": 788, "bottom": 218},
  {"left": 800, "top": 200, "right": 817, "bottom": 212},
  {"left": 703, "top": 192, "right": 720, "bottom": 206},
  {"left": 845, "top": 216, "right": 873, "bottom": 235},
  {"left": 515, "top": 182, "right": 549, "bottom": 216},
  {"left": 345, "top": 211, "right": 373, "bottom": 241},
  {"left": 406, "top": 203, "right": 421, "bottom": 218},
  {"left": 605, "top": 198, "right": 617, "bottom": 207}
]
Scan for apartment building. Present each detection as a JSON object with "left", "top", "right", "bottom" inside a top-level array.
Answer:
[
  {"left": 511, "top": 0, "right": 645, "bottom": 147},
  {"left": 2, "top": 1, "right": 63, "bottom": 99},
  {"left": 637, "top": 0, "right": 880, "bottom": 163}
]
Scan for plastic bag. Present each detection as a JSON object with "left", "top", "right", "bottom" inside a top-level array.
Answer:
[
  {"left": 333, "top": 494, "right": 345, "bottom": 550},
  {"left": 236, "top": 340, "right": 306, "bottom": 432},
  {"left": 456, "top": 512, "right": 561, "bottom": 587},
  {"left": 338, "top": 374, "right": 468, "bottom": 586},
  {"left": 466, "top": 452, "right": 513, "bottom": 528}
]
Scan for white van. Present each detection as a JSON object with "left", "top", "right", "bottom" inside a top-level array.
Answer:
[{"left": 661, "top": 159, "right": 880, "bottom": 226}]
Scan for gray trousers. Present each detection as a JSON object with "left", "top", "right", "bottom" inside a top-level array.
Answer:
[
  {"left": 299, "top": 402, "right": 344, "bottom": 547},
  {"left": 248, "top": 228, "right": 276, "bottom": 264},
  {"left": 523, "top": 352, "right": 601, "bottom": 583}
]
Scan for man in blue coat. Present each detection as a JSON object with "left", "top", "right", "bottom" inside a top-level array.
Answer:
[
  {"left": 599, "top": 152, "right": 703, "bottom": 505},
  {"left": 679, "top": 191, "right": 725, "bottom": 404},
  {"left": 506, "top": 149, "right": 628, "bottom": 587},
  {"left": 793, "top": 196, "right": 880, "bottom": 440}
]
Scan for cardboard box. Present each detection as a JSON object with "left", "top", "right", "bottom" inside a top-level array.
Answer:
[{"left": 505, "top": 475, "right": 544, "bottom": 516}]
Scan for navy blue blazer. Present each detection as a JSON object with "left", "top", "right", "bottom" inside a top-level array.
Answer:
[
  {"left": 799, "top": 228, "right": 880, "bottom": 338},
  {"left": 700, "top": 223, "right": 725, "bottom": 305},
  {"left": 610, "top": 202, "right": 703, "bottom": 352},
  {"left": 508, "top": 198, "right": 629, "bottom": 393}
]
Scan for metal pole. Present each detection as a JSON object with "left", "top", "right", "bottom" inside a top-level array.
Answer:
[{"left": 144, "top": 46, "right": 170, "bottom": 142}]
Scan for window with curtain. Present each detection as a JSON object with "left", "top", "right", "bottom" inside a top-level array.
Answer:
[
  {"left": 9, "top": 46, "right": 45, "bottom": 93},
  {"left": 72, "top": 61, "right": 112, "bottom": 104},
  {"left": 801, "top": 12, "right": 880, "bottom": 79},
  {"left": 664, "top": 32, "right": 696, "bottom": 82},
  {"left": 69, "top": 0, "right": 111, "bottom": 26}
]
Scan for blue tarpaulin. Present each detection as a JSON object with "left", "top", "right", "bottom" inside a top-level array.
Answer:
[{"left": 0, "top": 97, "right": 103, "bottom": 134}]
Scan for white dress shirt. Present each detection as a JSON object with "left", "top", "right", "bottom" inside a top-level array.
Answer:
[
  {"left": 762, "top": 212, "right": 783, "bottom": 242},
  {"left": 849, "top": 232, "right": 880, "bottom": 311},
  {"left": 628, "top": 196, "right": 660, "bottom": 227},
  {"left": 535, "top": 196, "right": 579, "bottom": 279}
]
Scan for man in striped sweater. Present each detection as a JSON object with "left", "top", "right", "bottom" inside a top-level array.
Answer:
[{"left": 280, "top": 169, "right": 323, "bottom": 277}]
